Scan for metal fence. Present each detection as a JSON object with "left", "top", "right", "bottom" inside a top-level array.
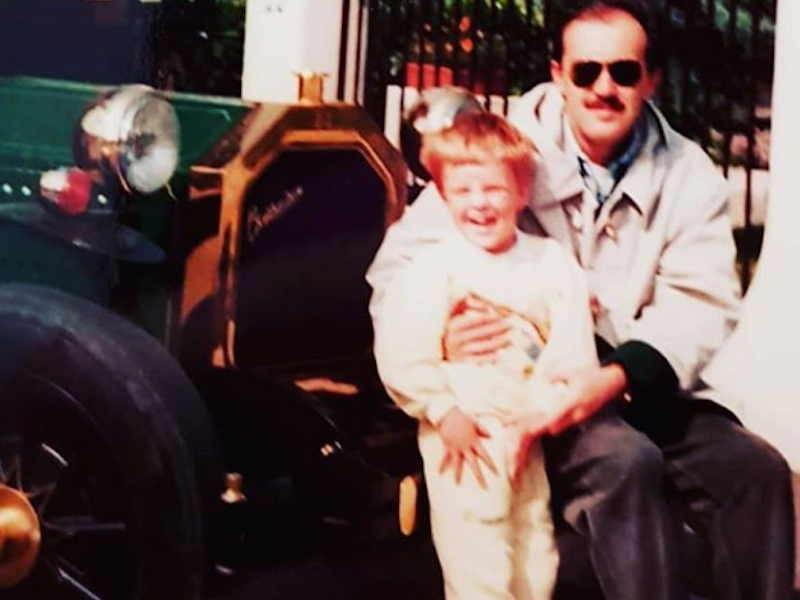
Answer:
[{"left": 350, "top": 0, "right": 776, "bottom": 290}]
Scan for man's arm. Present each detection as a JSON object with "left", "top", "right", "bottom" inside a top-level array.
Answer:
[
  {"left": 367, "top": 182, "right": 456, "bottom": 325},
  {"left": 506, "top": 245, "right": 614, "bottom": 454},
  {"left": 609, "top": 176, "right": 741, "bottom": 399}
]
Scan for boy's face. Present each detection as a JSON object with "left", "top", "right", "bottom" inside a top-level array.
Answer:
[
  {"left": 441, "top": 159, "right": 525, "bottom": 254},
  {"left": 551, "top": 8, "right": 659, "bottom": 165}
]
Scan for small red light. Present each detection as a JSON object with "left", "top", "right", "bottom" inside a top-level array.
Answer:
[{"left": 56, "top": 168, "right": 93, "bottom": 215}]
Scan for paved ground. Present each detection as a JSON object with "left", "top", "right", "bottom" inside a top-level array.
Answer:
[
  {"left": 206, "top": 533, "right": 443, "bottom": 600},
  {"left": 205, "top": 475, "right": 800, "bottom": 600}
]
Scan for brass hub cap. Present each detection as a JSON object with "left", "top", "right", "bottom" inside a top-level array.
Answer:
[{"left": 0, "top": 484, "right": 41, "bottom": 588}]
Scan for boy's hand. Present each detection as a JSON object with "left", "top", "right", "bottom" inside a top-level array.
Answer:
[
  {"left": 443, "top": 296, "right": 511, "bottom": 363},
  {"left": 502, "top": 411, "right": 549, "bottom": 487},
  {"left": 437, "top": 406, "right": 498, "bottom": 488}
]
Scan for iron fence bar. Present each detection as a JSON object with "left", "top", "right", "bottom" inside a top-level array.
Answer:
[
  {"left": 486, "top": 0, "right": 499, "bottom": 104},
  {"left": 740, "top": 0, "right": 764, "bottom": 290},
  {"left": 413, "top": 0, "right": 426, "bottom": 90},
  {"left": 526, "top": 0, "right": 534, "bottom": 30},
  {"left": 469, "top": 0, "right": 480, "bottom": 95},
  {"left": 542, "top": 0, "right": 555, "bottom": 52},
  {"left": 434, "top": 0, "right": 445, "bottom": 87},
  {"left": 525, "top": 0, "right": 536, "bottom": 95},
  {"left": 656, "top": 0, "right": 668, "bottom": 108},
  {"left": 680, "top": 2, "right": 693, "bottom": 135},
  {"left": 543, "top": 0, "right": 552, "bottom": 40},
  {"left": 701, "top": 0, "right": 716, "bottom": 151},
  {"left": 363, "top": 0, "right": 389, "bottom": 127},
  {"left": 453, "top": 0, "right": 463, "bottom": 86},
  {"left": 400, "top": 0, "right": 413, "bottom": 113},
  {"left": 337, "top": 0, "right": 352, "bottom": 100},
  {"left": 501, "top": 0, "right": 515, "bottom": 115},
  {"left": 353, "top": 0, "right": 365, "bottom": 104},
  {"left": 721, "top": 0, "right": 740, "bottom": 178}
]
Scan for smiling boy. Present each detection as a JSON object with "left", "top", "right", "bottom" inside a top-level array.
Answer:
[{"left": 373, "top": 112, "right": 598, "bottom": 600}]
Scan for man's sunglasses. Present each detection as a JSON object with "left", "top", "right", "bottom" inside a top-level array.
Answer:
[{"left": 570, "top": 60, "right": 643, "bottom": 88}]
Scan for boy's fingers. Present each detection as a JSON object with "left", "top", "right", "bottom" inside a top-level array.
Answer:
[
  {"left": 461, "top": 294, "right": 493, "bottom": 312},
  {"left": 460, "top": 320, "right": 512, "bottom": 344},
  {"left": 454, "top": 454, "right": 464, "bottom": 485},
  {"left": 465, "top": 453, "right": 487, "bottom": 489},
  {"left": 458, "top": 337, "right": 511, "bottom": 363},
  {"left": 473, "top": 442, "right": 498, "bottom": 475},
  {"left": 439, "top": 451, "right": 453, "bottom": 475}
]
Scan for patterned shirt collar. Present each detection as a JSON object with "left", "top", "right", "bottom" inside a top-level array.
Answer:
[{"left": 564, "top": 115, "right": 647, "bottom": 211}]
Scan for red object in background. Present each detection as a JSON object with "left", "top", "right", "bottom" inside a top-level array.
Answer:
[
  {"left": 57, "top": 168, "right": 93, "bottom": 215},
  {"left": 405, "top": 63, "right": 454, "bottom": 89},
  {"left": 405, "top": 62, "right": 507, "bottom": 96},
  {"left": 456, "top": 68, "right": 507, "bottom": 96}
]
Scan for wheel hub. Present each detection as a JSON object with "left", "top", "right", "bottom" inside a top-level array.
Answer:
[{"left": 0, "top": 484, "right": 41, "bottom": 588}]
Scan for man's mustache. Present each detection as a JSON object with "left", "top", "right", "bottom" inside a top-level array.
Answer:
[{"left": 586, "top": 97, "right": 625, "bottom": 111}]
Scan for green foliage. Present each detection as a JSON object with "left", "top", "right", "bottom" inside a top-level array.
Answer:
[{"left": 153, "top": 0, "right": 245, "bottom": 97}]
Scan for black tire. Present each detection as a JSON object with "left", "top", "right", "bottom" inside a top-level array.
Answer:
[{"left": 0, "top": 283, "right": 222, "bottom": 600}]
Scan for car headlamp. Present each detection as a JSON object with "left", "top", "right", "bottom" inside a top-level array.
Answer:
[{"left": 73, "top": 85, "right": 179, "bottom": 195}]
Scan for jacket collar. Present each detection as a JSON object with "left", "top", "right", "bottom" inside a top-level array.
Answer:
[
  {"left": 516, "top": 83, "right": 671, "bottom": 223},
  {"left": 611, "top": 104, "right": 670, "bottom": 220}
]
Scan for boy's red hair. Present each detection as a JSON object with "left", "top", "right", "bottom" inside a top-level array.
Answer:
[{"left": 420, "top": 112, "right": 536, "bottom": 198}]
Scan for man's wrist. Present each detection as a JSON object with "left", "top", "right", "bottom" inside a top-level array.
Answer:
[
  {"left": 601, "top": 340, "right": 678, "bottom": 403},
  {"left": 601, "top": 362, "right": 631, "bottom": 404}
]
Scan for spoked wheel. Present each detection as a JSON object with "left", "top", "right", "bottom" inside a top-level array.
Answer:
[{"left": 0, "top": 284, "right": 222, "bottom": 600}]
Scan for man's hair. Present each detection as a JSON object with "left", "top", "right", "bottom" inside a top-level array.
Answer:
[
  {"left": 420, "top": 112, "right": 536, "bottom": 198},
  {"left": 550, "top": 0, "right": 664, "bottom": 71}
]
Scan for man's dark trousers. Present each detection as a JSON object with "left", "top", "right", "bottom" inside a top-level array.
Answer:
[{"left": 544, "top": 395, "right": 796, "bottom": 600}]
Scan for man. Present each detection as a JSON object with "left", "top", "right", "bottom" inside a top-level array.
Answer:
[{"left": 367, "top": 1, "right": 796, "bottom": 599}]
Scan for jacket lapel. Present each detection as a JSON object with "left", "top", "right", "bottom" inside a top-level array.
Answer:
[
  {"left": 600, "top": 104, "right": 670, "bottom": 228},
  {"left": 525, "top": 110, "right": 584, "bottom": 243}
]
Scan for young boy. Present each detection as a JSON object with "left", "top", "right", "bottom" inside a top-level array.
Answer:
[{"left": 373, "top": 112, "right": 599, "bottom": 600}]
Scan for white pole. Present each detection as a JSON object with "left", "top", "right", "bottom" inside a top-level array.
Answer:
[
  {"left": 705, "top": 0, "right": 800, "bottom": 470},
  {"left": 241, "top": 0, "right": 351, "bottom": 103}
]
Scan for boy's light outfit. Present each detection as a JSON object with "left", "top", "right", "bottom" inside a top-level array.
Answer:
[{"left": 374, "top": 230, "right": 598, "bottom": 600}]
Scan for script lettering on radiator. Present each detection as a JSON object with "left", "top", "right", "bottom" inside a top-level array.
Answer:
[{"left": 246, "top": 185, "right": 304, "bottom": 243}]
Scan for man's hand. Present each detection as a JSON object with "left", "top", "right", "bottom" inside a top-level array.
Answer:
[
  {"left": 437, "top": 406, "right": 498, "bottom": 488},
  {"left": 501, "top": 365, "right": 626, "bottom": 484},
  {"left": 503, "top": 410, "right": 549, "bottom": 487},
  {"left": 443, "top": 295, "right": 511, "bottom": 362},
  {"left": 543, "top": 364, "right": 628, "bottom": 436}
]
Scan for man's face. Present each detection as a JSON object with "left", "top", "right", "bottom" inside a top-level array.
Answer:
[
  {"left": 441, "top": 159, "right": 525, "bottom": 254},
  {"left": 551, "top": 8, "right": 659, "bottom": 165}
]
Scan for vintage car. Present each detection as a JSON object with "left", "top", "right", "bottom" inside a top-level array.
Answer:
[{"left": 0, "top": 72, "right": 426, "bottom": 600}]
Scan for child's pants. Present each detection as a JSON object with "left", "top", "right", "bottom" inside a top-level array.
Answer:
[{"left": 419, "top": 416, "right": 559, "bottom": 600}]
